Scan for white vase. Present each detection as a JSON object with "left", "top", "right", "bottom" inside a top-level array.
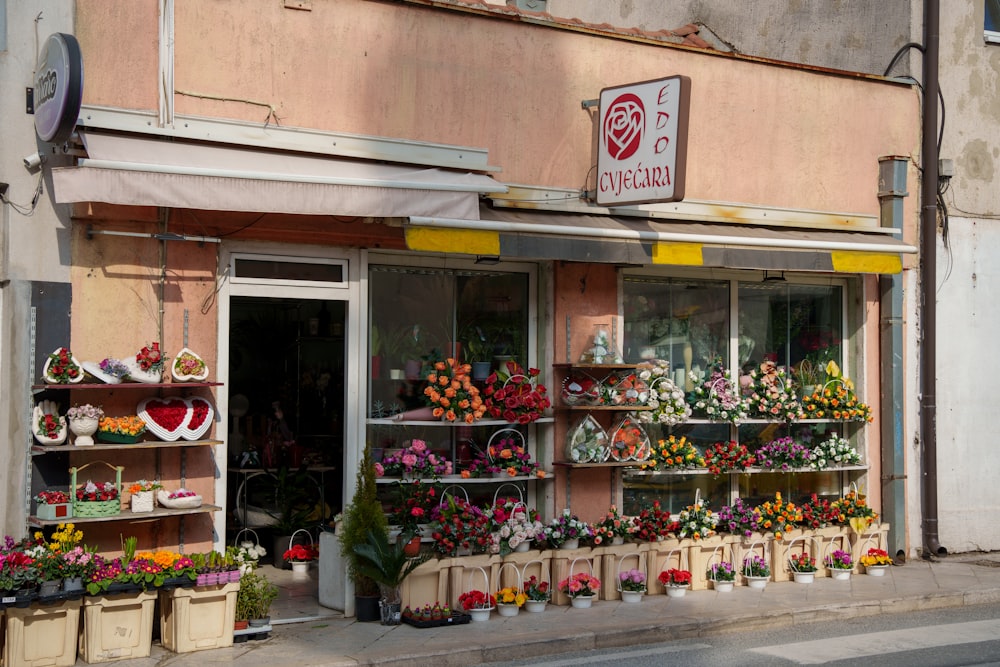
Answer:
[
  {"left": 291, "top": 560, "right": 310, "bottom": 579},
  {"left": 831, "top": 569, "right": 852, "bottom": 581},
  {"left": 524, "top": 600, "right": 547, "bottom": 613},
  {"left": 612, "top": 536, "right": 625, "bottom": 546},
  {"left": 130, "top": 490, "right": 154, "bottom": 513},
  {"left": 496, "top": 603, "right": 519, "bottom": 617},
  {"left": 468, "top": 607, "right": 491, "bottom": 622},
  {"left": 620, "top": 590, "right": 644, "bottom": 603},
  {"left": 570, "top": 595, "right": 594, "bottom": 609},
  {"left": 665, "top": 585, "right": 687, "bottom": 598},
  {"left": 712, "top": 580, "right": 734, "bottom": 593},
  {"left": 514, "top": 540, "right": 532, "bottom": 553},
  {"left": 746, "top": 575, "right": 768, "bottom": 590},
  {"left": 793, "top": 571, "right": 815, "bottom": 584},
  {"left": 866, "top": 565, "right": 889, "bottom": 577},
  {"left": 559, "top": 538, "right": 580, "bottom": 550},
  {"left": 69, "top": 417, "right": 99, "bottom": 446}
]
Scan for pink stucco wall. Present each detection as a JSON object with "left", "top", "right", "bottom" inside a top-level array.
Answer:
[{"left": 76, "top": 0, "right": 921, "bottom": 221}]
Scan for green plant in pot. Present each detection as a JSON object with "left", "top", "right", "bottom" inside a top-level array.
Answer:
[
  {"left": 235, "top": 570, "right": 279, "bottom": 626},
  {"left": 340, "top": 441, "right": 389, "bottom": 621},
  {"left": 353, "top": 528, "right": 430, "bottom": 625}
]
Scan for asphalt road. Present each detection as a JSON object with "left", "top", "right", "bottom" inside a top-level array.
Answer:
[{"left": 486, "top": 601, "right": 1000, "bottom": 667}]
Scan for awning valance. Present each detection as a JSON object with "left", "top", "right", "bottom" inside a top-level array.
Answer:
[
  {"left": 51, "top": 131, "right": 507, "bottom": 219},
  {"left": 406, "top": 206, "right": 916, "bottom": 274}
]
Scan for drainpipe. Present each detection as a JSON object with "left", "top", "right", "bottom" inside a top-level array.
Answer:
[
  {"left": 877, "top": 157, "right": 907, "bottom": 562},
  {"left": 920, "top": 0, "right": 946, "bottom": 558}
]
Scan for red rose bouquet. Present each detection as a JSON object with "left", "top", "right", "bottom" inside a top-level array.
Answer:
[{"left": 483, "top": 361, "right": 551, "bottom": 424}]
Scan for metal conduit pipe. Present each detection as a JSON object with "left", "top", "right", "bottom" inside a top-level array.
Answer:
[{"left": 921, "top": 0, "right": 946, "bottom": 558}]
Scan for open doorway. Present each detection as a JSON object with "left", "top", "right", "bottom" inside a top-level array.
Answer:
[{"left": 227, "top": 296, "right": 345, "bottom": 562}]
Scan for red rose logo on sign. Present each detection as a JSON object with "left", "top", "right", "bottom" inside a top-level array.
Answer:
[{"left": 603, "top": 93, "right": 645, "bottom": 160}]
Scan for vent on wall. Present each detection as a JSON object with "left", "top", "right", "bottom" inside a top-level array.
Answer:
[{"left": 513, "top": 0, "right": 547, "bottom": 11}]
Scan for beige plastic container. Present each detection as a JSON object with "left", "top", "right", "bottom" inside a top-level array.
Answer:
[
  {"left": 79, "top": 590, "right": 157, "bottom": 663},
  {"left": 159, "top": 582, "right": 240, "bottom": 653},
  {"left": 3, "top": 598, "right": 82, "bottom": 667}
]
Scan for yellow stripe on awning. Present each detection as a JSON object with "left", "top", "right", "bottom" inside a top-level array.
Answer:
[
  {"left": 404, "top": 227, "right": 500, "bottom": 255},
  {"left": 652, "top": 242, "right": 704, "bottom": 266},
  {"left": 830, "top": 250, "right": 903, "bottom": 274}
]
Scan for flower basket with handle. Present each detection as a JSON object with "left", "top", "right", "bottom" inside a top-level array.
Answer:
[
  {"left": 785, "top": 535, "right": 821, "bottom": 584},
  {"left": 616, "top": 553, "right": 646, "bottom": 603},
  {"left": 656, "top": 547, "right": 690, "bottom": 597},
  {"left": 741, "top": 539, "right": 771, "bottom": 589},
  {"left": 705, "top": 543, "right": 736, "bottom": 592},
  {"left": 460, "top": 566, "right": 494, "bottom": 622},
  {"left": 487, "top": 428, "right": 532, "bottom": 478},
  {"left": 495, "top": 562, "right": 524, "bottom": 616},
  {"left": 519, "top": 558, "right": 550, "bottom": 613},
  {"left": 70, "top": 461, "right": 123, "bottom": 517},
  {"left": 286, "top": 528, "right": 316, "bottom": 576},
  {"left": 561, "top": 557, "right": 600, "bottom": 609}
]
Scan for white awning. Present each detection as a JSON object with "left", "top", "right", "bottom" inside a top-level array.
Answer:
[
  {"left": 406, "top": 206, "right": 917, "bottom": 274},
  {"left": 51, "top": 131, "right": 507, "bottom": 219}
]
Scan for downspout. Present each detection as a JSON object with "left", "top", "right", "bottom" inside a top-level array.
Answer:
[
  {"left": 920, "top": 0, "right": 946, "bottom": 557},
  {"left": 877, "top": 157, "right": 907, "bottom": 562}
]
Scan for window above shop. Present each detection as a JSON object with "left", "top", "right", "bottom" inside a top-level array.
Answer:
[{"left": 986, "top": 0, "right": 1000, "bottom": 43}]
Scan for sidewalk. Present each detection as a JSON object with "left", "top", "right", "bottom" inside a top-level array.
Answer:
[{"left": 77, "top": 553, "right": 1000, "bottom": 667}]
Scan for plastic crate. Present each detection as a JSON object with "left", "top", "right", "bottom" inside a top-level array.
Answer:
[
  {"left": 79, "top": 590, "right": 157, "bottom": 663},
  {"left": 159, "top": 582, "right": 239, "bottom": 653}
]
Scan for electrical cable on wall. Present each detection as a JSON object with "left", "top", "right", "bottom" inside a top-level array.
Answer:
[{"left": 0, "top": 172, "right": 44, "bottom": 216}]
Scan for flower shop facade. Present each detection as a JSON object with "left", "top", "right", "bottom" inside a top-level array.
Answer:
[{"left": 19, "top": 0, "right": 920, "bottom": 612}]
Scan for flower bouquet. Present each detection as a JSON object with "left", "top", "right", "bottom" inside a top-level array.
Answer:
[
  {"left": 559, "top": 570, "right": 601, "bottom": 607},
  {"left": 755, "top": 436, "right": 812, "bottom": 472},
  {"left": 742, "top": 360, "right": 804, "bottom": 421},
  {"left": 67, "top": 404, "right": 103, "bottom": 446},
  {"left": 33, "top": 399, "right": 67, "bottom": 445},
  {"left": 495, "top": 585, "right": 527, "bottom": 611},
  {"left": 639, "top": 435, "right": 704, "bottom": 471},
  {"left": 860, "top": 548, "right": 893, "bottom": 575},
  {"left": 565, "top": 414, "right": 610, "bottom": 463},
  {"left": 171, "top": 347, "right": 209, "bottom": 382},
  {"left": 706, "top": 561, "right": 736, "bottom": 589},
  {"left": 658, "top": 568, "right": 691, "bottom": 597},
  {"left": 82, "top": 357, "right": 131, "bottom": 384},
  {"left": 543, "top": 509, "right": 591, "bottom": 549},
  {"left": 688, "top": 361, "right": 749, "bottom": 424},
  {"left": 800, "top": 361, "right": 873, "bottom": 422},
  {"left": 755, "top": 492, "right": 801, "bottom": 540},
  {"left": 523, "top": 575, "right": 550, "bottom": 611},
  {"left": 423, "top": 358, "right": 487, "bottom": 423},
  {"left": 458, "top": 589, "right": 495, "bottom": 611},
  {"left": 608, "top": 414, "right": 651, "bottom": 462},
  {"left": 43, "top": 347, "right": 83, "bottom": 384},
  {"left": 485, "top": 497, "right": 542, "bottom": 555},
  {"left": 742, "top": 554, "right": 771, "bottom": 587},
  {"left": 677, "top": 500, "right": 717, "bottom": 540},
  {"left": 789, "top": 552, "right": 818, "bottom": 583},
  {"left": 127, "top": 341, "right": 165, "bottom": 383},
  {"left": 716, "top": 498, "right": 762, "bottom": 538},
  {"left": 636, "top": 359, "right": 691, "bottom": 426},
  {"left": 590, "top": 506, "right": 636, "bottom": 546},
  {"left": 482, "top": 361, "right": 551, "bottom": 423},
  {"left": 485, "top": 429, "right": 540, "bottom": 477},
  {"left": 631, "top": 500, "right": 679, "bottom": 542},
  {"left": 796, "top": 494, "right": 837, "bottom": 530},
  {"left": 284, "top": 543, "right": 319, "bottom": 563},
  {"left": 602, "top": 370, "right": 649, "bottom": 406},
  {"left": 831, "top": 490, "right": 878, "bottom": 530},
  {"left": 808, "top": 435, "right": 862, "bottom": 469},
  {"left": 97, "top": 415, "right": 148, "bottom": 444},
  {"left": 389, "top": 481, "right": 438, "bottom": 537},
  {"left": 429, "top": 495, "right": 490, "bottom": 556},
  {"left": 376, "top": 439, "right": 453, "bottom": 479},
  {"left": 825, "top": 549, "right": 853, "bottom": 578},
  {"left": 560, "top": 373, "right": 601, "bottom": 406},
  {"left": 618, "top": 568, "right": 646, "bottom": 601},
  {"left": 703, "top": 440, "right": 756, "bottom": 476}
]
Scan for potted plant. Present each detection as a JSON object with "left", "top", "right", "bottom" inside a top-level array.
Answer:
[
  {"left": 235, "top": 570, "right": 278, "bottom": 628},
  {"left": 618, "top": 568, "right": 646, "bottom": 603},
  {"left": 457, "top": 588, "right": 495, "bottom": 622},
  {"left": 352, "top": 528, "right": 429, "bottom": 625},
  {"left": 523, "top": 575, "right": 550, "bottom": 613},
  {"left": 657, "top": 568, "right": 691, "bottom": 598},
  {"left": 860, "top": 547, "right": 893, "bottom": 576},
  {"left": 494, "top": 585, "right": 526, "bottom": 616},
  {"left": 283, "top": 541, "right": 319, "bottom": 577},
  {"left": 789, "top": 552, "right": 818, "bottom": 584},
  {"left": 706, "top": 561, "right": 736, "bottom": 592},
  {"left": 558, "top": 570, "right": 601, "bottom": 608},
  {"left": 461, "top": 323, "right": 493, "bottom": 379},
  {"left": 742, "top": 554, "right": 771, "bottom": 589},
  {"left": 825, "top": 549, "right": 854, "bottom": 580},
  {"left": 340, "top": 441, "right": 389, "bottom": 621},
  {"left": 543, "top": 509, "right": 591, "bottom": 549}
]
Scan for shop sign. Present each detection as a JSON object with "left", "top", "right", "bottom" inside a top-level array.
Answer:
[
  {"left": 596, "top": 75, "right": 690, "bottom": 206},
  {"left": 34, "top": 33, "right": 84, "bottom": 143}
]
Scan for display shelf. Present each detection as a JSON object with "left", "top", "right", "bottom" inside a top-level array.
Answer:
[
  {"left": 553, "top": 460, "right": 640, "bottom": 469},
  {"left": 32, "top": 439, "right": 222, "bottom": 455},
  {"left": 28, "top": 503, "right": 221, "bottom": 527},
  {"left": 366, "top": 418, "right": 538, "bottom": 427},
  {"left": 32, "top": 381, "right": 223, "bottom": 391},
  {"left": 623, "top": 464, "right": 869, "bottom": 477},
  {"left": 555, "top": 405, "right": 653, "bottom": 411},
  {"left": 552, "top": 363, "right": 636, "bottom": 371},
  {"left": 375, "top": 474, "right": 552, "bottom": 485}
]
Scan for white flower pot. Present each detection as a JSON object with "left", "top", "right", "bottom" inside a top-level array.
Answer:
[
  {"left": 665, "top": 585, "right": 687, "bottom": 598},
  {"left": 125, "top": 358, "right": 162, "bottom": 384},
  {"left": 570, "top": 595, "right": 594, "bottom": 609},
  {"left": 712, "top": 580, "right": 734, "bottom": 593},
  {"left": 620, "top": 590, "right": 644, "bottom": 603},
  {"left": 831, "top": 569, "right": 852, "bottom": 581},
  {"left": 793, "top": 571, "right": 815, "bottom": 584},
  {"left": 69, "top": 417, "right": 99, "bottom": 446},
  {"left": 514, "top": 539, "right": 532, "bottom": 553},
  {"left": 612, "top": 536, "right": 625, "bottom": 546},
  {"left": 524, "top": 600, "right": 547, "bottom": 613},
  {"left": 745, "top": 575, "right": 768, "bottom": 590},
  {"left": 866, "top": 565, "right": 888, "bottom": 577},
  {"left": 496, "top": 603, "right": 519, "bottom": 617},
  {"left": 468, "top": 608, "right": 491, "bottom": 622},
  {"left": 291, "top": 560, "right": 310, "bottom": 579},
  {"left": 559, "top": 538, "right": 579, "bottom": 550}
]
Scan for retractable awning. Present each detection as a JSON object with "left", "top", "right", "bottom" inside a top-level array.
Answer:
[
  {"left": 406, "top": 206, "right": 916, "bottom": 274},
  {"left": 51, "top": 131, "right": 507, "bottom": 219}
]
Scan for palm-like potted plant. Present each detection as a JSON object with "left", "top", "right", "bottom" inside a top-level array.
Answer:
[{"left": 352, "top": 529, "right": 429, "bottom": 625}]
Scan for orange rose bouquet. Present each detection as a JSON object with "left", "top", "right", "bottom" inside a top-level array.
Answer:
[{"left": 423, "top": 358, "right": 487, "bottom": 423}]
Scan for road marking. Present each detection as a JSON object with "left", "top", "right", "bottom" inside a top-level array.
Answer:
[
  {"left": 750, "top": 619, "right": 1000, "bottom": 664},
  {"left": 522, "top": 643, "right": 712, "bottom": 666}
]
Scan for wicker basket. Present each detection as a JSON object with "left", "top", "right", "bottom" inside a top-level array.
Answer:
[{"left": 70, "top": 460, "right": 123, "bottom": 518}]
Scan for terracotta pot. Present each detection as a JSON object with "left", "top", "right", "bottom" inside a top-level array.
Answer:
[{"left": 403, "top": 536, "right": 421, "bottom": 558}]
